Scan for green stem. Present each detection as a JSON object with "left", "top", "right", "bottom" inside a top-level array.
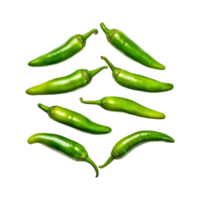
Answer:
[
  {"left": 82, "top": 65, "right": 109, "bottom": 84},
  {"left": 89, "top": 65, "right": 108, "bottom": 79},
  {"left": 87, "top": 157, "right": 101, "bottom": 178},
  {"left": 98, "top": 22, "right": 118, "bottom": 42},
  {"left": 80, "top": 98, "right": 101, "bottom": 106},
  {"left": 81, "top": 151, "right": 101, "bottom": 178},
  {"left": 38, "top": 103, "right": 49, "bottom": 113},
  {"left": 82, "top": 29, "right": 98, "bottom": 40},
  {"left": 100, "top": 23, "right": 109, "bottom": 34},
  {"left": 98, "top": 154, "right": 116, "bottom": 169},
  {"left": 101, "top": 56, "right": 116, "bottom": 71}
]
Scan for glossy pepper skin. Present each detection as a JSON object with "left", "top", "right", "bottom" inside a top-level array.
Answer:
[
  {"left": 100, "top": 23, "right": 164, "bottom": 70},
  {"left": 28, "top": 29, "right": 98, "bottom": 67},
  {"left": 99, "top": 130, "right": 175, "bottom": 169},
  {"left": 38, "top": 103, "right": 111, "bottom": 134},
  {"left": 28, "top": 133, "right": 99, "bottom": 177},
  {"left": 80, "top": 96, "right": 165, "bottom": 119},
  {"left": 26, "top": 66, "right": 107, "bottom": 95},
  {"left": 101, "top": 56, "right": 174, "bottom": 92}
]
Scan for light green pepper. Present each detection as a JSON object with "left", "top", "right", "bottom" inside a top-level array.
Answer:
[
  {"left": 101, "top": 56, "right": 174, "bottom": 92},
  {"left": 26, "top": 66, "right": 107, "bottom": 95},
  {"left": 80, "top": 96, "right": 165, "bottom": 119},
  {"left": 28, "top": 133, "right": 99, "bottom": 177},
  {"left": 38, "top": 103, "right": 112, "bottom": 134},
  {"left": 28, "top": 29, "right": 98, "bottom": 67},
  {"left": 99, "top": 130, "right": 175, "bottom": 169},
  {"left": 100, "top": 23, "right": 164, "bottom": 70}
]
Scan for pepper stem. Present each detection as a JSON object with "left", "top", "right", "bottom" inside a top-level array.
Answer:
[
  {"left": 82, "top": 29, "right": 98, "bottom": 41},
  {"left": 81, "top": 151, "right": 101, "bottom": 178},
  {"left": 98, "top": 22, "right": 110, "bottom": 36},
  {"left": 98, "top": 154, "right": 116, "bottom": 169},
  {"left": 98, "top": 22, "right": 118, "bottom": 42},
  {"left": 80, "top": 98, "right": 101, "bottom": 106},
  {"left": 101, "top": 56, "right": 116, "bottom": 71},
  {"left": 38, "top": 103, "right": 49, "bottom": 113},
  {"left": 89, "top": 65, "right": 108, "bottom": 79}
]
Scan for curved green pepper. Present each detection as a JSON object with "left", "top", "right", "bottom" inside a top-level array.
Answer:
[
  {"left": 28, "top": 28, "right": 98, "bottom": 67},
  {"left": 100, "top": 23, "right": 164, "bottom": 70},
  {"left": 99, "top": 130, "right": 175, "bottom": 169},
  {"left": 38, "top": 103, "right": 112, "bottom": 134},
  {"left": 101, "top": 56, "right": 174, "bottom": 92},
  {"left": 28, "top": 133, "right": 99, "bottom": 177},
  {"left": 26, "top": 66, "right": 107, "bottom": 95},
  {"left": 80, "top": 96, "right": 165, "bottom": 119}
]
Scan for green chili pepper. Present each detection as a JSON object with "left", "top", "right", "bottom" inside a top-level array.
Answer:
[
  {"left": 28, "top": 28, "right": 98, "bottom": 67},
  {"left": 26, "top": 66, "right": 107, "bottom": 95},
  {"left": 38, "top": 103, "right": 112, "bottom": 134},
  {"left": 101, "top": 56, "right": 174, "bottom": 92},
  {"left": 99, "top": 130, "right": 175, "bottom": 169},
  {"left": 28, "top": 133, "right": 99, "bottom": 177},
  {"left": 80, "top": 96, "right": 165, "bottom": 119},
  {"left": 100, "top": 23, "right": 164, "bottom": 70}
]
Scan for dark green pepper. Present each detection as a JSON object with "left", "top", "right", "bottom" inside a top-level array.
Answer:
[
  {"left": 100, "top": 23, "right": 165, "bottom": 70},
  {"left": 99, "top": 130, "right": 175, "bottom": 169},
  {"left": 28, "top": 133, "right": 99, "bottom": 177},
  {"left": 101, "top": 56, "right": 174, "bottom": 92},
  {"left": 38, "top": 103, "right": 112, "bottom": 134},
  {"left": 80, "top": 96, "right": 165, "bottom": 119},
  {"left": 28, "top": 28, "right": 98, "bottom": 67},
  {"left": 26, "top": 66, "right": 107, "bottom": 95}
]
